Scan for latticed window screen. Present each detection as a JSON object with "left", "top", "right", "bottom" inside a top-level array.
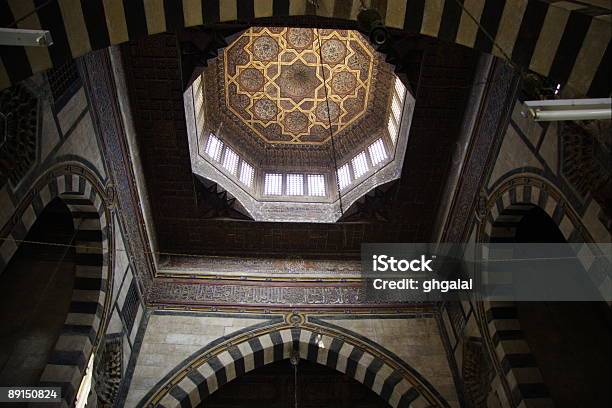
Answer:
[
  {"left": 286, "top": 174, "right": 304, "bottom": 196},
  {"left": 394, "top": 77, "right": 406, "bottom": 101},
  {"left": 264, "top": 173, "right": 282, "bottom": 195},
  {"left": 307, "top": 174, "right": 326, "bottom": 196},
  {"left": 47, "top": 60, "right": 81, "bottom": 108},
  {"left": 121, "top": 281, "right": 140, "bottom": 334},
  {"left": 387, "top": 77, "right": 406, "bottom": 145},
  {"left": 337, "top": 164, "right": 351, "bottom": 190},
  {"left": 222, "top": 147, "right": 239, "bottom": 175},
  {"left": 205, "top": 134, "right": 223, "bottom": 161},
  {"left": 368, "top": 138, "right": 387, "bottom": 166},
  {"left": 387, "top": 116, "right": 398, "bottom": 144},
  {"left": 391, "top": 94, "right": 403, "bottom": 123},
  {"left": 352, "top": 151, "right": 369, "bottom": 179},
  {"left": 239, "top": 161, "right": 255, "bottom": 187}
]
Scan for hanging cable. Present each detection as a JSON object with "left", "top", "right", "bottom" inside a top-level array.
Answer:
[
  {"left": 449, "top": 0, "right": 519, "bottom": 72},
  {"left": 0, "top": 236, "right": 601, "bottom": 263},
  {"left": 290, "top": 350, "right": 300, "bottom": 408},
  {"left": 293, "top": 361, "right": 298, "bottom": 408},
  {"left": 6, "top": 0, "right": 56, "bottom": 28},
  {"left": 314, "top": 28, "right": 344, "bottom": 216},
  {"left": 0, "top": 215, "right": 82, "bottom": 376}
]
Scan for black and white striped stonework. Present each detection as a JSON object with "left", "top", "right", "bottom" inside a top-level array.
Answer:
[
  {"left": 0, "top": 166, "right": 111, "bottom": 408},
  {"left": 0, "top": 0, "right": 609, "bottom": 98},
  {"left": 483, "top": 177, "right": 610, "bottom": 302},
  {"left": 151, "top": 327, "right": 439, "bottom": 408},
  {"left": 480, "top": 176, "right": 610, "bottom": 408}
]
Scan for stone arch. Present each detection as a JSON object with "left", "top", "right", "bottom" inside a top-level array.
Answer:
[
  {"left": 0, "top": 163, "right": 113, "bottom": 407},
  {"left": 140, "top": 322, "right": 450, "bottom": 408},
  {"left": 0, "top": 2, "right": 608, "bottom": 97},
  {"left": 475, "top": 174, "right": 608, "bottom": 408}
]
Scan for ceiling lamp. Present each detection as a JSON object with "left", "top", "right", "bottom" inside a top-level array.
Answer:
[{"left": 357, "top": 8, "right": 389, "bottom": 46}]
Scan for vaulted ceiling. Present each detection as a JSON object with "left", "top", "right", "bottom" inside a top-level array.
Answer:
[
  {"left": 223, "top": 27, "right": 380, "bottom": 145},
  {"left": 123, "top": 29, "right": 481, "bottom": 257},
  {"left": 199, "top": 27, "right": 395, "bottom": 168}
]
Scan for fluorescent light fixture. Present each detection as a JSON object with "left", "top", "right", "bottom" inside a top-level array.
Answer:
[
  {"left": 524, "top": 98, "right": 611, "bottom": 122},
  {"left": 0, "top": 28, "right": 53, "bottom": 47}
]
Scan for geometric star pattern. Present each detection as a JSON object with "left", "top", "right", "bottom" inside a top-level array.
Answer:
[{"left": 224, "top": 27, "right": 374, "bottom": 145}]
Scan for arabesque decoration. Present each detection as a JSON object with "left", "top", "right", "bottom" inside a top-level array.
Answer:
[{"left": 224, "top": 27, "right": 374, "bottom": 145}]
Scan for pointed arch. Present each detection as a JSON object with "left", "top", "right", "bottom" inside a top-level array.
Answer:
[
  {"left": 475, "top": 174, "right": 608, "bottom": 408},
  {"left": 0, "top": 163, "right": 113, "bottom": 407},
  {"left": 139, "top": 321, "right": 450, "bottom": 408}
]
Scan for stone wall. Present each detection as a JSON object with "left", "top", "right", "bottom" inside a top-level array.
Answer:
[
  {"left": 487, "top": 102, "right": 610, "bottom": 243},
  {"left": 438, "top": 96, "right": 611, "bottom": 407},
  {"left": 0, "top": 63, "right": 144, "bottom": 407},
  {"left": 315, "top": 314, "right": 460, "bottom": 407},
  {"left": 123, "top": 312, "right": 271, "bottom": 407},
  {"left": 123, "top": 311, "right": 460, "bottom": 408}
]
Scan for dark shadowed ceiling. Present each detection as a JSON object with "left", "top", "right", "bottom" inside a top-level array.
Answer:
[
  {"left": 122, "top": 28, "right": 479, "bottom": 258},
  {"left": 196, "top": 359, "right": 389, "bottom": 408}
]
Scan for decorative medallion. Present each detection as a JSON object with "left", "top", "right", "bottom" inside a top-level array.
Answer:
[{"left": 224, "top": 27, "right": 375, "bottom": 145}]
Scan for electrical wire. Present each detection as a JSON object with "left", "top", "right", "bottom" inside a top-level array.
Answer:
[
  {"left": 0, "top": 236, "right": 606, "bottom": 263},
  {"left": 293, "top": 361, "right": 298, "bottom": 408},
  {"left": 6, "top": 0, "right": 56, "bottom": 28},
  {"left": 314, "top": 29, "right": 345, "bottom": 215},
  {"left": 0, "top": 217, "right": 81, "bottom": 375},
  {"left": 449, "top": 0, "right": 520, "bottom": 72}
]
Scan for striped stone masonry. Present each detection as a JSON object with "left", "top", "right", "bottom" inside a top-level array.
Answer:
[
  {"left": 0, "top": 164, "right": 112, "bottom": 407},
  {"left": 142, "top": 324, "right": 449, "bottom": 408},
  {"left": 0, "top": 0, "right": 609, "bottom": 97},
  {"left": 477, "top": 175, "right": 611, "bottom": 408}
]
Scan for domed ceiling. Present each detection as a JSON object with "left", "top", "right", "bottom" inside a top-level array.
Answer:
[
  {"left": 186, "top": 26, "right": 415, "bottom": 222},
  {"left": 224, "top": 27, "right": 374, "bottom": 145},
  {"left": 199, "top": 27, "right": 394, "bottom": 168}
]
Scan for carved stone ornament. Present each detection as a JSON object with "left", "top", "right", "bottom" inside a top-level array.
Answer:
[
  {"left": 104, "top": 181, "right": 117, "bottom": 210},
  {"left": 94, "top": 336, "right": 123, "bottom": 407}
]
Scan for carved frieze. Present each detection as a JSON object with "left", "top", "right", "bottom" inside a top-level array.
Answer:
[
  {"left": 149, "top": 280, "right": 376, "bottom": 307},
  {"left": 442, "top": 61, "right": 519, "bottom": 242},
  {"left": 81, "top": 50, "right": 156, "bottom": 293}
]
